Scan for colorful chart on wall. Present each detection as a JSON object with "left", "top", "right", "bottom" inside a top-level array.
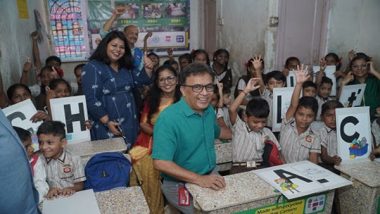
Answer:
[
  {"left": 48, "top": 0, "right": 89, "bottom": 61},
  {"left": 87, "top": 0, "right": 190, "bottom": 54}
]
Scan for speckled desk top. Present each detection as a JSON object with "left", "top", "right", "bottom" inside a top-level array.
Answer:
[
  {"left": 186, "top": 171, "right": 279, "bottom": 212},
  {"left": 95, "top": 187, "right": 150, "bottom": 214},
  {"left": 214, "top": 141, "right": 232, "bottom": 164},
  {"left": 66, "top": 137, "right": 127, "bottom": 157},
  {"left": 335, "top": 159, "right": 380, "bottom": 187}
]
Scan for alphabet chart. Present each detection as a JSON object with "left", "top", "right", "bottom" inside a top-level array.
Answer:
[{"left": 254, "top": 161, "right": 352, "bottom": 199}]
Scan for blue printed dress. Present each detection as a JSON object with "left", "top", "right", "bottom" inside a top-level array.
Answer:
[{"left": 82, "top": 60, "right": 151, "bottom": 144}]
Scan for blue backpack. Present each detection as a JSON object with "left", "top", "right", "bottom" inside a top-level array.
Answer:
[{"left": 84, "top": 152, "right": 131, "bottom": 192}]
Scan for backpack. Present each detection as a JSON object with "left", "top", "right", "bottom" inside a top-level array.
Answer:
[
  {"left": 84, "top": 152, "right": 131, "bottom": 192},
  {"left": 262, "top": 140, "right": 284, "bottom": 167}
]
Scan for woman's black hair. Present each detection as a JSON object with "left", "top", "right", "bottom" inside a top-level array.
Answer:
[
  {"left": 89, "top": 31, "right": 133, "bottom": 70},
  {"left": 7, "top": 83, "right": 31, "bottom": 101},
  {"left": 147, "top": 65, "right": 181, "bottom": 124}
]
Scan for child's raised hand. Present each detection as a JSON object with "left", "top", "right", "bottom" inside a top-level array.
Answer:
[
  {"left": 216, "top": 81, "right": 223, "bottom": 93},
  {"left": 143, "top": 52, "right": 154, "bottom": 72},
  {"left": 113, "top": 5, "right": 126, "bottom": 16},
  {"left": 251, "top": 55, "right": 263, "bottom": 71},
  {"left": 144, "top": 31, "right": 153, "bottom": 42},
  {"left": 23, "top": 59, "right": 32, "bottom": 73},
  {"left": 294, "top": 64, "right": 310, "bottom": 84},
  {"left": 244, "top": 78, "right": 261, "bottom": 92},
  {"left": 167, "top": 48, "right": 174, "bottom": 57},
  {"left": 348, "top": 49, "right": 356, "bottom": 61},
  {"left": 341, "top": 71, "right": 354, "bottom": 85}
]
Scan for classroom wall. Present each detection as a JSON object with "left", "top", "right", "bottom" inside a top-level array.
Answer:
[
  {"left": 215, "top": 0, "right": 278, "bottom": 85},
  {"left": 0, "top": 0, "right": 50, "bottom": 90},
  {"left": 326, "top": 0, "right": 380, "bottom": 67}
]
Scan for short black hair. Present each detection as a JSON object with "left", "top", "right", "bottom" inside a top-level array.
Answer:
[
  {"left": 191, "top": 49, "right": 210, "bottom": 65},
  {"left": 49, "top": 78, "right": 72, "bottom": 94},
  {"left": 179, "top": 63, "right": 215, "bottom": 85},
  {"left": 7, "top": 83, "right": 31, "bottom": 100},
  {"left": 321, "top": 100, "right": 343, "bottom": 116},
  {"left": 302, "top": 81, "right": 317, "bottom": 90},
  {"left": 45, "top": 55, "right": 62, "bottom": 66},
  {"left": 285, "top": 56, "right": 300, "bottom": 68},
  {"left": 13, "top": 126, "right": 31, "bottom": 143},
  {"left": 297, "top": 97, "right": 318, "bottom": 116},
  {"left": 246, "top": 98, "right": 270, "bottom": 118},
  {"left": 178, "top": 53, "right": 192, "bottom": 63},
  {"left": 320, "top": 76, "right": 333, "bottom": 86},
  {"left": 74, "top": 63, "right": 85, "bottom": 72},
  {"left": 163, "top": 59, "right": 179, "bottom": 68},
  {"left": 37, "top": 121, "right": 66, "bottom": 139},
  {"left": 265, "top": 70, "right": 286, "bottom": 84}
]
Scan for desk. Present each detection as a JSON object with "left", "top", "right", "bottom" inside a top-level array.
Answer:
[
  {"left": 215, "top": 140, "right": 232, "bottom": 171},
  {"left": 66, "top": 137, "right": 127, "bottom": 165},
  {"left": 186, "top": 171, "right": 335, "bottom": 213},
  {"left": 335, "top": 160, "right": 380, "bottom": 214},
  {"left": 95, "top": 187, "right": 150, "bottom": 214}
]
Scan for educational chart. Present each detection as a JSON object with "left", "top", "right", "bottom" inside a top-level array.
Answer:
[
  {"left": 254, "top": 161, "right": 352, "bottom": 199},
  {"left": 87, "top": 0, "right": 190, "bottom": 53},
  {"left": 336, "top": 107, "right": 372, "bottom": 161},
  {"left": 48, "top": 0, "right": 89, "bottom": 61},
  {"left": 339, "top": 84, "right": 366, "bottom": 107},
  {"left": 50, "top": 95, "right": 91, "bottom": 144},
  {"left": 272, "top": 87, "right": 294, "bottom": 132}
]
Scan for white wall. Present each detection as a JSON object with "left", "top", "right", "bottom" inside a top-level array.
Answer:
[
  {"left": 0, "top": 0, "right": 50, "bottom": 90},
  {"left": 327, "top": 0, "right": 380, "bottom": 67},
  {"left": 215, "top": 0, "right": 278, "bottom": 85}
]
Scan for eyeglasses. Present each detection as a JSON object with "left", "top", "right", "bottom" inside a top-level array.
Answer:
[
  {"left": 352, "top": 64, "right": 367, "bottom": 69},
  {"left": 182, "top": 84, "right": 215, "bottom": 93},
  {"left": 158, "top": 76, "right": 177, "bottom": 84}
]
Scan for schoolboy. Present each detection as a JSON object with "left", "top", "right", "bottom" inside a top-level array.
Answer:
[
  {"left": 316, "top": 100, "right": 343, "bottom": 170},
  {"left": 37, "top": 121, "right": 85, "bottom": 199},
  {"left": 229, "top": 78, "right": 283, "bottom": 173},
  {"left": 13, "top": 126, "right": 49, "bottom": 203},
  {"left": 302, "top": 80, "right": 317, "bottom": 97},
  {"left": 262, "top": 70, "right": 286, "bottom": 129},
  {"left": 315, "top": 76, "right": 333, "bottom": 120},
  {"left": 280, "top": 65, "right": 321, "bottom": 164}
]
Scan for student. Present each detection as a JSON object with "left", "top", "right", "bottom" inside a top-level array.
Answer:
[
  {"left": 216, "top": 87, "right": 233, "bottom": 130},
  {"left": 178, "top": 53, "right": 192, "bottom": 71},
  {"left": 317, "top": 101, "right": 343, "bottom": 170},
  {"left": 37, "top": 121, "right": 85, "bottom": 199},
  {"left": 13, "top": 126, "right": 49, "bottom": 203},
  {"left": 147, "top": 52, "right": 160, "bottom": 72},
  {"left": 262, "top": 70, "right": 286, "bottom": 129},
  {"left": 6, "top": 83, "right": 50, "bottom": 122},
  {"left": 163, "top": 59, "right": 179, "bottom": 73},
  {"left": 280, "top": 65, "right": 321, "bottom": 164},
  {"left": 229, "top": 78, "right": 282, "bottom": 173},
  {"left": 315, "top": 77, "right": 333, "bottom": 120},
  {"left": 73, "top": 63, "right": 85, "bottom": 96},
  {"left": 46, "top": 78, "right": 72, "bottom": 115},
  {"left": 191, "top": 49, "right": 210, "bottom": 65},
  {"left": 211, "top": 49, "right": 233, "bottom": 89},
  {"left": 302, "top": 80, "right": 317, "bottom": 97},
  {"left": 211, "top": 83, "right": 232, "bottom": 138},
  {"left": 234, "top": 56, "right": 265, "bottom": 103},
  {"left": 339, "top": 55, "right": 380, "bottom": 120},
  {"left": 282, "top": 56, "right": 300, "bottom": 77}
]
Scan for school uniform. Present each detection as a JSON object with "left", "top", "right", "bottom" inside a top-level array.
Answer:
[
  {"left": 40, "top": 150, "right": 86, "bottom": 189},
  {"left": 261, "top": 89, "right": 273, "bottom": 128},
  {"left": 280, "top": 117, "right": 321, "bottom": 163},
  {"left": 231, "top": 116, "right": 280, "bottom": 173},
  {"left": 30, "top": 154, "right": 49, "bottom": 203},
  {"left": 315, "top": 96, "right": 331, "bottom": 120},
  {"left": 317, "top": 124, "right": 338, "bottom": 157},
  {"left": 216, "top": 106, "right": 232, "bottom": 129}
]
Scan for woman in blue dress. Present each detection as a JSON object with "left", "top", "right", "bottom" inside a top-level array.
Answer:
[{"left": 82, "top": 31, "right": 153, "bottom": 145}]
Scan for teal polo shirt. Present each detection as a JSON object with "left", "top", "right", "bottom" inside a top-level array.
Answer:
[{"left": 152, "top": 97, "right": 221, "bottom": 181}]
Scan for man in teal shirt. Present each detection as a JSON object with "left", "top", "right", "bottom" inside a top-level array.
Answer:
[{"left": 152, "top": 63, "right": 230, "bottom": 213}]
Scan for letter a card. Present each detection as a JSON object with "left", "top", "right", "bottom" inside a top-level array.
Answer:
[{"left": 336, "top": 107, "right": 372, "bottom": 162}]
